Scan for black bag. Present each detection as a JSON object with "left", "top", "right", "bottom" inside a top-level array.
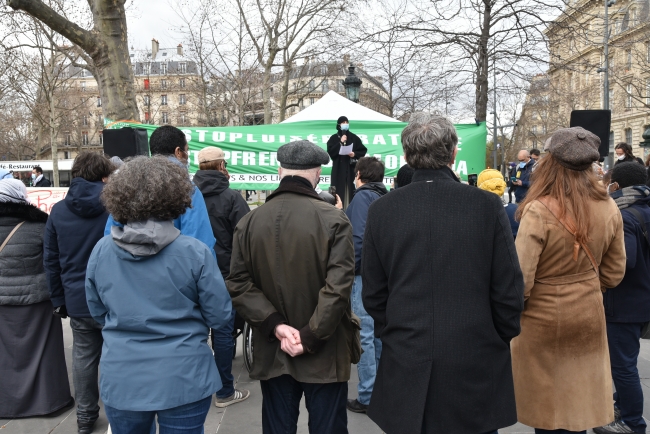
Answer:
[{"left": 621, "top": 207, "right": 650, "bottom": 339}]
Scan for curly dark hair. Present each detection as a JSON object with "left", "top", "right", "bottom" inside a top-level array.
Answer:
[{"left": 101, "top": 156, "right": 193, "bottom": 224}]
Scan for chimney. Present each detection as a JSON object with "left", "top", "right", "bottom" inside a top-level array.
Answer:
[
  {"left": 177, "top": 44, "right": 183, "bottom": 56},
  {"left": 152, "top": 38, "right": 159, "bottom": 60}
]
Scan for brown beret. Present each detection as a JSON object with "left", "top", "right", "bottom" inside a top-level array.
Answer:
[{"left": 546, "top": 127, "right": 600, "bottom": 171}]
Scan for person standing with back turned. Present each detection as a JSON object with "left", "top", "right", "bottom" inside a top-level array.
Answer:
[
  {"left": 513, "top": 127, "right": 626, "bottom": 434},
  {"left": 362, "top": 112, "right": 524, "bottom": 434},
  {"left": 227, "top": 140, "right": 358, "bottom": 434}
]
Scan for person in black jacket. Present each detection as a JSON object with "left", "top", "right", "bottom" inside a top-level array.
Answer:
[
  {"left": 361, "top": 112, "right": 524, "bottom": 434},
  {"left": 345, "top": 157, "right": 387, "bottom": 414},
  {"left": 32, "top": 166, "right": 52, "bottom": 187},
  {"left": 327, "top": 116, "right": 367, "bottom": 208},
  {"left": 0, "top": 179, "right": 73, "bottom": 419},
  {"left": 193, "top": 146, "right": 251, "bottom": 408},
  {"left": 596, "top": 162, "right": 650, "bottom": 434},
  {"left": 43, "top": 152, "right": 114, "bottom": 434}
]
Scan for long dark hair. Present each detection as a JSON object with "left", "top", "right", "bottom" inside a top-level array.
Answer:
[{"left": 615, "top": 142, "right": 635, "bottom": 160}]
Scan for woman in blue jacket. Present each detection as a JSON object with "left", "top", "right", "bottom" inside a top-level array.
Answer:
[{"left": 85, "top": 156, "right": 232, "bottom": 434}]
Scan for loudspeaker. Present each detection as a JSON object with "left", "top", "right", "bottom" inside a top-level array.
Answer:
[
  {"left": 569, "top": 110, "right": 611, "bottom": 157},
  {"left": 103, "top": 128, "right": 149, "bottom": 159}
]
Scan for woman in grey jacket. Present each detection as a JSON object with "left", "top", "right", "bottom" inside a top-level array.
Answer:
[{"left": 0, "top": 179, "right": 73, "bottom": 417}]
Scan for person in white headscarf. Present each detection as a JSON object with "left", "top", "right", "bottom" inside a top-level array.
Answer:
[
  {"left": 0, "top": 168, "right": 15, "bottom": 181},
  {"left": 0, "top": 178, "right": 29, "bottom": 203},
  {"left": 0, "top": 178, "right": 73, "bottom": 419}
]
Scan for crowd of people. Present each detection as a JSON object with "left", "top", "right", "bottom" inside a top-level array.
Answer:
[{"left": 1, "top": 113, "right": 650, "bottom": 434}]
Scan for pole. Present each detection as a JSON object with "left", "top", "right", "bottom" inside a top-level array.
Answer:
[
  {"left": 603, "top": 0, "right": 610, "bottom": 110},
  {"left": 493, "top": 67, "right": 498, "bottom": 169}
]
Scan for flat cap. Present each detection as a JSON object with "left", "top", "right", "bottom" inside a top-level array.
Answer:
[
  {"left": 546, "top": 127, "right": 600, "bottom": 171},
  {"left": 277, "top": 140, "right": 329, "bottom": 170},
  {"left": 198, "top": 146, "right": 225, "bottom": 163}
]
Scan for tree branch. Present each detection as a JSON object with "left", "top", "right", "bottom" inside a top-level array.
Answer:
[{"left": 6, "top": 0, "right": 97, "bottom": 52}]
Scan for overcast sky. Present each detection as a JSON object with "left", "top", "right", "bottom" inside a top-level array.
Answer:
[{"left": 126, "top": 0, "right": 184, "bottom": 51}]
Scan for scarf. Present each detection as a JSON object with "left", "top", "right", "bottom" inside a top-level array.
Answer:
[
  {"left": 610, "top": 185, "right": 650, "bottom": 210},
  {"left": 34, "top": 174, "right": 43, "bottom": 185}
]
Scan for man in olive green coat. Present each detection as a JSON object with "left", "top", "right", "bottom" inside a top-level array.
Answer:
[{"left": 227, "top": 140, "right": 357, "bottom": 434}]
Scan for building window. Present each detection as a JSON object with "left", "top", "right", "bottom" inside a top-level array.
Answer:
[
  {"left": 180, "top": 78, "right": 185, "bottom": 88},
  {"left": 99, "top": 133, "right": 103, "bottom": 145},
  {"left": 179, "top": 62, "right": 187, "bottom": 73},
  {"left": 81, "top": 81, "right": 86, "bottom": 92},
  {"left": 626, "top": 50, "right": 632, "bottom": 70},
  {"left": 161, "top": 79, "right": 167, "bottom": 89},
  {"left": 144, "top": 79, "right": 150, "bottom": 90},
  {"left": 162, "top": 112, "right": 168, "bottom": 124},
  {"left": 143, "top": 63, "right": 150, "bottom": 75},
  {"left": 626, "top": 128, "right": 633, "bottom": 145},
  {"left": 64, "top": 151, "right": 71, "bottom": 159},
  {"left": 647, "top": 42, "right": 650, "bottom": 63},
  {"left": 310, "top": 97, "right": 315, "bottom": 105},
  {"left": 647, "top": 78, "right": 650, "bottom": 105},
  {"left": 82, "top": 132, "right": 89, "bottom": 146},
  {"left": 338, "top": 80, "right": 344, "bottom": 92},
  {"left": 609, "top": 131, "right": 615, "bottom": 151},
  {"left": 532, "top": 125, "right": 537, "bottom": 134},
  {"left": 65, "top": 134, "right": 71, "bottom": 146},
  {"left": 179, "top": 94, "right": 186, "bottom": 105},
  {"left": 322, "top": 80, "right": 328, "bottom": 92},
  {"left": 83, "top": 115, "right": 88, "bottom": 126},
  {"left": 309, "top": 80, "right": 315, "bottom": 91},
  {"left": 179, "top": 113, "right": 186, "bottom": 125},
  {"left": 97, "top": 97, "right": 101, "bottom": 107},
  {"left": 161, "top": 63, "right": 167, "bottom": 74},
  {"left": 626, "top": 83, "right": 633, "bottom": 108},
  {"left": 98, "top": 114, "right": 103, "bottom": 125},
  {"left": 161, "top": 95, "right": 167, "bottom": 105},
  {"left": 143, "top": 95, "right": 150, "bottom": 105}
]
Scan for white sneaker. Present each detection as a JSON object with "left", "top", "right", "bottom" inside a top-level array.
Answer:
[{"left": 214, "top": 389, "right": 250, "bottom": 408}]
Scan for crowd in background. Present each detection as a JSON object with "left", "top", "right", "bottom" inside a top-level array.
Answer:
[{"left": 0, "top": 114, "right": 650, "bottom": 434}]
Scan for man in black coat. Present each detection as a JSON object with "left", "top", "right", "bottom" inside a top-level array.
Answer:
[
  {"left": 327, "top": 116, "right": 367, "bottom": 209},
  {"left": 361, "top": 112, "right": 524, "bottom": 434},
  {"left": 32, "top": 166, "right": 52, "bottom": 187}
]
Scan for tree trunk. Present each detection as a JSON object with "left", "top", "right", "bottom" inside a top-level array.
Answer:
[
  {"left": 278, "top": 64, "right": 292, "bottom": 122},
  {"left": 474, "top": 0, "right": 492, "bottom": 122},
  {"left": 262, "top": 62, "right": 274, "bottom": 124},
  {"left": 8, "top": 0, "right": 140, "bottom": 122}
]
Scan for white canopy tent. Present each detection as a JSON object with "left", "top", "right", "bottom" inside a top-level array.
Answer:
[{"left": 281, "top": 90, "right": 400, "bottom": 123}]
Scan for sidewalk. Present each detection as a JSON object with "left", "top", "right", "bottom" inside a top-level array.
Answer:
[{"left": 2, "top": 318, "right": 650, "bottom": 433}]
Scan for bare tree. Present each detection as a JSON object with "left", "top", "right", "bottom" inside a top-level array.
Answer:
[
  {"left": 5, "top": 0, "right": 140, "bottom": 121},
  {"left": 235, "top": 0, "right": 346, "bottom": 123}
]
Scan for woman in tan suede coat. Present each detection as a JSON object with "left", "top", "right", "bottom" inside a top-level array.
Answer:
[{"left": 512, "top": 127, "right": 626, "bottom": 434}]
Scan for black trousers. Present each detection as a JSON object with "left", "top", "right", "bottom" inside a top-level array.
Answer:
[{"left": 260, "top": 374, "right": 348, "bottom": 434}]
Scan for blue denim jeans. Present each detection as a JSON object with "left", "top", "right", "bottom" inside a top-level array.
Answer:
[
  {"left": 211, "top": 309, "right": 235, "bottom": 399},
  {"left": 351, "top": 275, "right": 382, "bottom": 405},
  {"left": 104, "top": 396, "right": 212, "bottom": 434},
  {"left": 69, "top": 317, "right": 103, "bottom": 426},
  {"left": 608, "top": 322, "right": 647, "bottom": 433}
]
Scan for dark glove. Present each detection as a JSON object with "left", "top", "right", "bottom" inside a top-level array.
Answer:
[{"left": 53, "top": 305, "right": 68, "bottom": 319}]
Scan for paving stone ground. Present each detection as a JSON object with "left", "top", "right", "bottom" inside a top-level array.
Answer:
[{"left": 3, "top": 311, "right": 650, "bottom": 433}]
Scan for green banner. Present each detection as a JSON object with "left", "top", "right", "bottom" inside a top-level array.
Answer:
[{"left": 107, "top": 120, "right": 487, "bottom": 190}]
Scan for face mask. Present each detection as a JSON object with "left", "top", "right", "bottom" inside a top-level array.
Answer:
[
  {"left": 340, "top": 124, "right": 349, "bottom": 131},
  {"left": 31, "top": 173, "right": 36, "bottom": 180},
  {"left": 518, "top": 162, "right": 526, "bottom": 169},
  {"left": 617, "top": 155, "right": 625, "bottom": 161}
]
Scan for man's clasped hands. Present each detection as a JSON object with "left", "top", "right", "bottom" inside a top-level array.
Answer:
[{"left": 274, "top": 324, "right": 305, "bottom": 357}]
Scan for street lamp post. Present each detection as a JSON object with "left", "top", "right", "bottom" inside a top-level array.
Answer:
[
  {"left": 598, "top": 0, "right": 616, "bottom": 110},
  {"left": 343, "top": 64, "right": 362, "bottom": 103}
]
